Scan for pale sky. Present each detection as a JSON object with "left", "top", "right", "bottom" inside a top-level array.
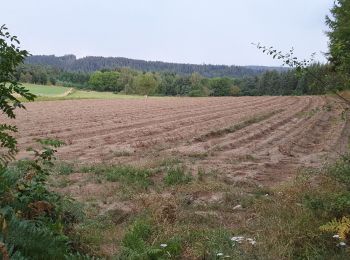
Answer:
[{"left": 2, "top": 0, "right": 333, "bottom": 66}]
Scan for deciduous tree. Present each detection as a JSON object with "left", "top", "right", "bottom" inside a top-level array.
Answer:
[{"left": 0, "top": 24, "right": 35, "bottom": 166}]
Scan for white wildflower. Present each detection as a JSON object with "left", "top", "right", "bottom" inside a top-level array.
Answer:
[
  {"left": 216, "top": 253, "right": 224, "bottom": 256},
  {"left": 233, "top": 204, "right": 242, "bottom": 210},
  {"left": 160, "top": 243, "right": 167, "bottom": 248},
  {"left": 338, "top": 242, "right": 346, "bottom": 247},
  {"left": 246, "top": 238, "right": 257, "bottom": 245},
  {"left": 231, "top": 236, "right": 245, "bottom": 243},
  {"left": 332, "top": 234, "right": 340, "bottom": 239}
]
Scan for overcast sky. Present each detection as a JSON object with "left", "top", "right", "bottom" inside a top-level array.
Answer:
[{"left": 2, "top": 0, "right": 333, "bottom": 66}]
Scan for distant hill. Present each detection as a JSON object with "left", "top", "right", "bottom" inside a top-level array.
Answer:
[{"left": 25, "top": 54, "right": 287, "bottom": 78}]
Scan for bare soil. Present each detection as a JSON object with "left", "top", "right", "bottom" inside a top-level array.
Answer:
[{"left": 4, "top": 95, "right": 349, "bottom": 185}]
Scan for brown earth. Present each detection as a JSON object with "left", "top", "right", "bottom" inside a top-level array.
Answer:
[
  {"left": 4, "top": 95, "right": 349, "bottom": 257},
  {"left": 3, "top": 95, "right": 349, "bottom": 186}
]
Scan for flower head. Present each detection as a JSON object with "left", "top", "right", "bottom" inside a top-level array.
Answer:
[
  {"left": 246, "top": 238, "right": 257, "bottom": 245},
  {"left": 338, "top": 242, "right": 346, "bottom": 247},
  {"left": 231, "top": 236, "right": 245, "bottom": 243}
]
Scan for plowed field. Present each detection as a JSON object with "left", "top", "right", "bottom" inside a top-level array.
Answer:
[{"left": 5, "top": 95, "right": 349, "bottom": 185}]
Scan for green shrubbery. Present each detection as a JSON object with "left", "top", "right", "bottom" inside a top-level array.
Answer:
[{"left": 0, "top": 140, "right": 89, "bottom": 259}]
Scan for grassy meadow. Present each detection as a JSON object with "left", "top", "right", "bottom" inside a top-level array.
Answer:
[
  {"left": 20, "top": 83, "right": 146, "bottom": 101},
  {"left": 22, "top": 83, "right": 71, "bottom": 96}
]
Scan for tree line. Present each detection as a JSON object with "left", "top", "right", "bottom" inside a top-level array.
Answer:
[
  {"left": 25, "top": 54, "right": 287, "bottom": 77},
  {"left": 16, "top": 64, "right": 241, "bottom": 96},
  {"left": 17, "top": 62, "right": 336, "bottom": 96},
  {"left": 237, "top": 63, "right": 341, "bottom": 96}
]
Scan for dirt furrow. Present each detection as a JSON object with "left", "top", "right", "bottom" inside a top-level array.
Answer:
[
  {"left": 55, "top": 97, "right": 293, "bottom": 160},
  {"left": 6, "top": 96, "right": 347, "bottom": 185},
  {"left": 16, "top": 97, "right": 278, "bottom": 142}
]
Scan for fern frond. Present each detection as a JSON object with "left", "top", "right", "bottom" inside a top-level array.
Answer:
[
  {"left": 4, "top": 216, "right": 69, "bottom": 259},
  {"left": 320, "top": 216, "right": 350, "bottom": 240}
]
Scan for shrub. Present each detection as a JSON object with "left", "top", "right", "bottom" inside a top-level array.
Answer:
[
  {"left": 327, "top": 154, "right": 350, "bottom": 187},
  {"left": 0, "top": 140, "right": 88, "bottom": 259}
]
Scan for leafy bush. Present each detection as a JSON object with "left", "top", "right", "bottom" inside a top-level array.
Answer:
[
  {"left": 327, "top": 154, "right": 350, "bottom": 187},
  {"left": 0, "top": 25, "right": 35, "bottom": 166},
  {"left": 0, "top": 25, "right": 92, "bottom": 259},
  {"left": 0, "top": 140, "right": 87, "bottom": 259},
  {"left": 303, "top": 154, "right": 350, "bottom": 219},
  {"left": 304, "top": 192, "right": 350, "bottom": 218}
]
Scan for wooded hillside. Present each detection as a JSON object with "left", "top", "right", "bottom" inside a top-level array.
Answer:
[{"left": 25, "top": 54, "right": 287, "bottom": 78}]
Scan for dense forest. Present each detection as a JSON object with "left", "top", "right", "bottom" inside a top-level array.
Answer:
[
  {"left": 16, "top": 62, "right": 333, "bottom": 97},
  {"left": 25, "top": 54, "right": 287, "bottom": 78},
  {"left": 23, "top": 53, "right": 335, "bottom": 97}
]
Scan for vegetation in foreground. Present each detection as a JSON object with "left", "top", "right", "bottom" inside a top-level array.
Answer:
[
  {"left": 3, "top": 143, "right": 350, "bottom": 259},
  {"left": 43, "top": 152, "right": 350, "bottom": 259}
]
